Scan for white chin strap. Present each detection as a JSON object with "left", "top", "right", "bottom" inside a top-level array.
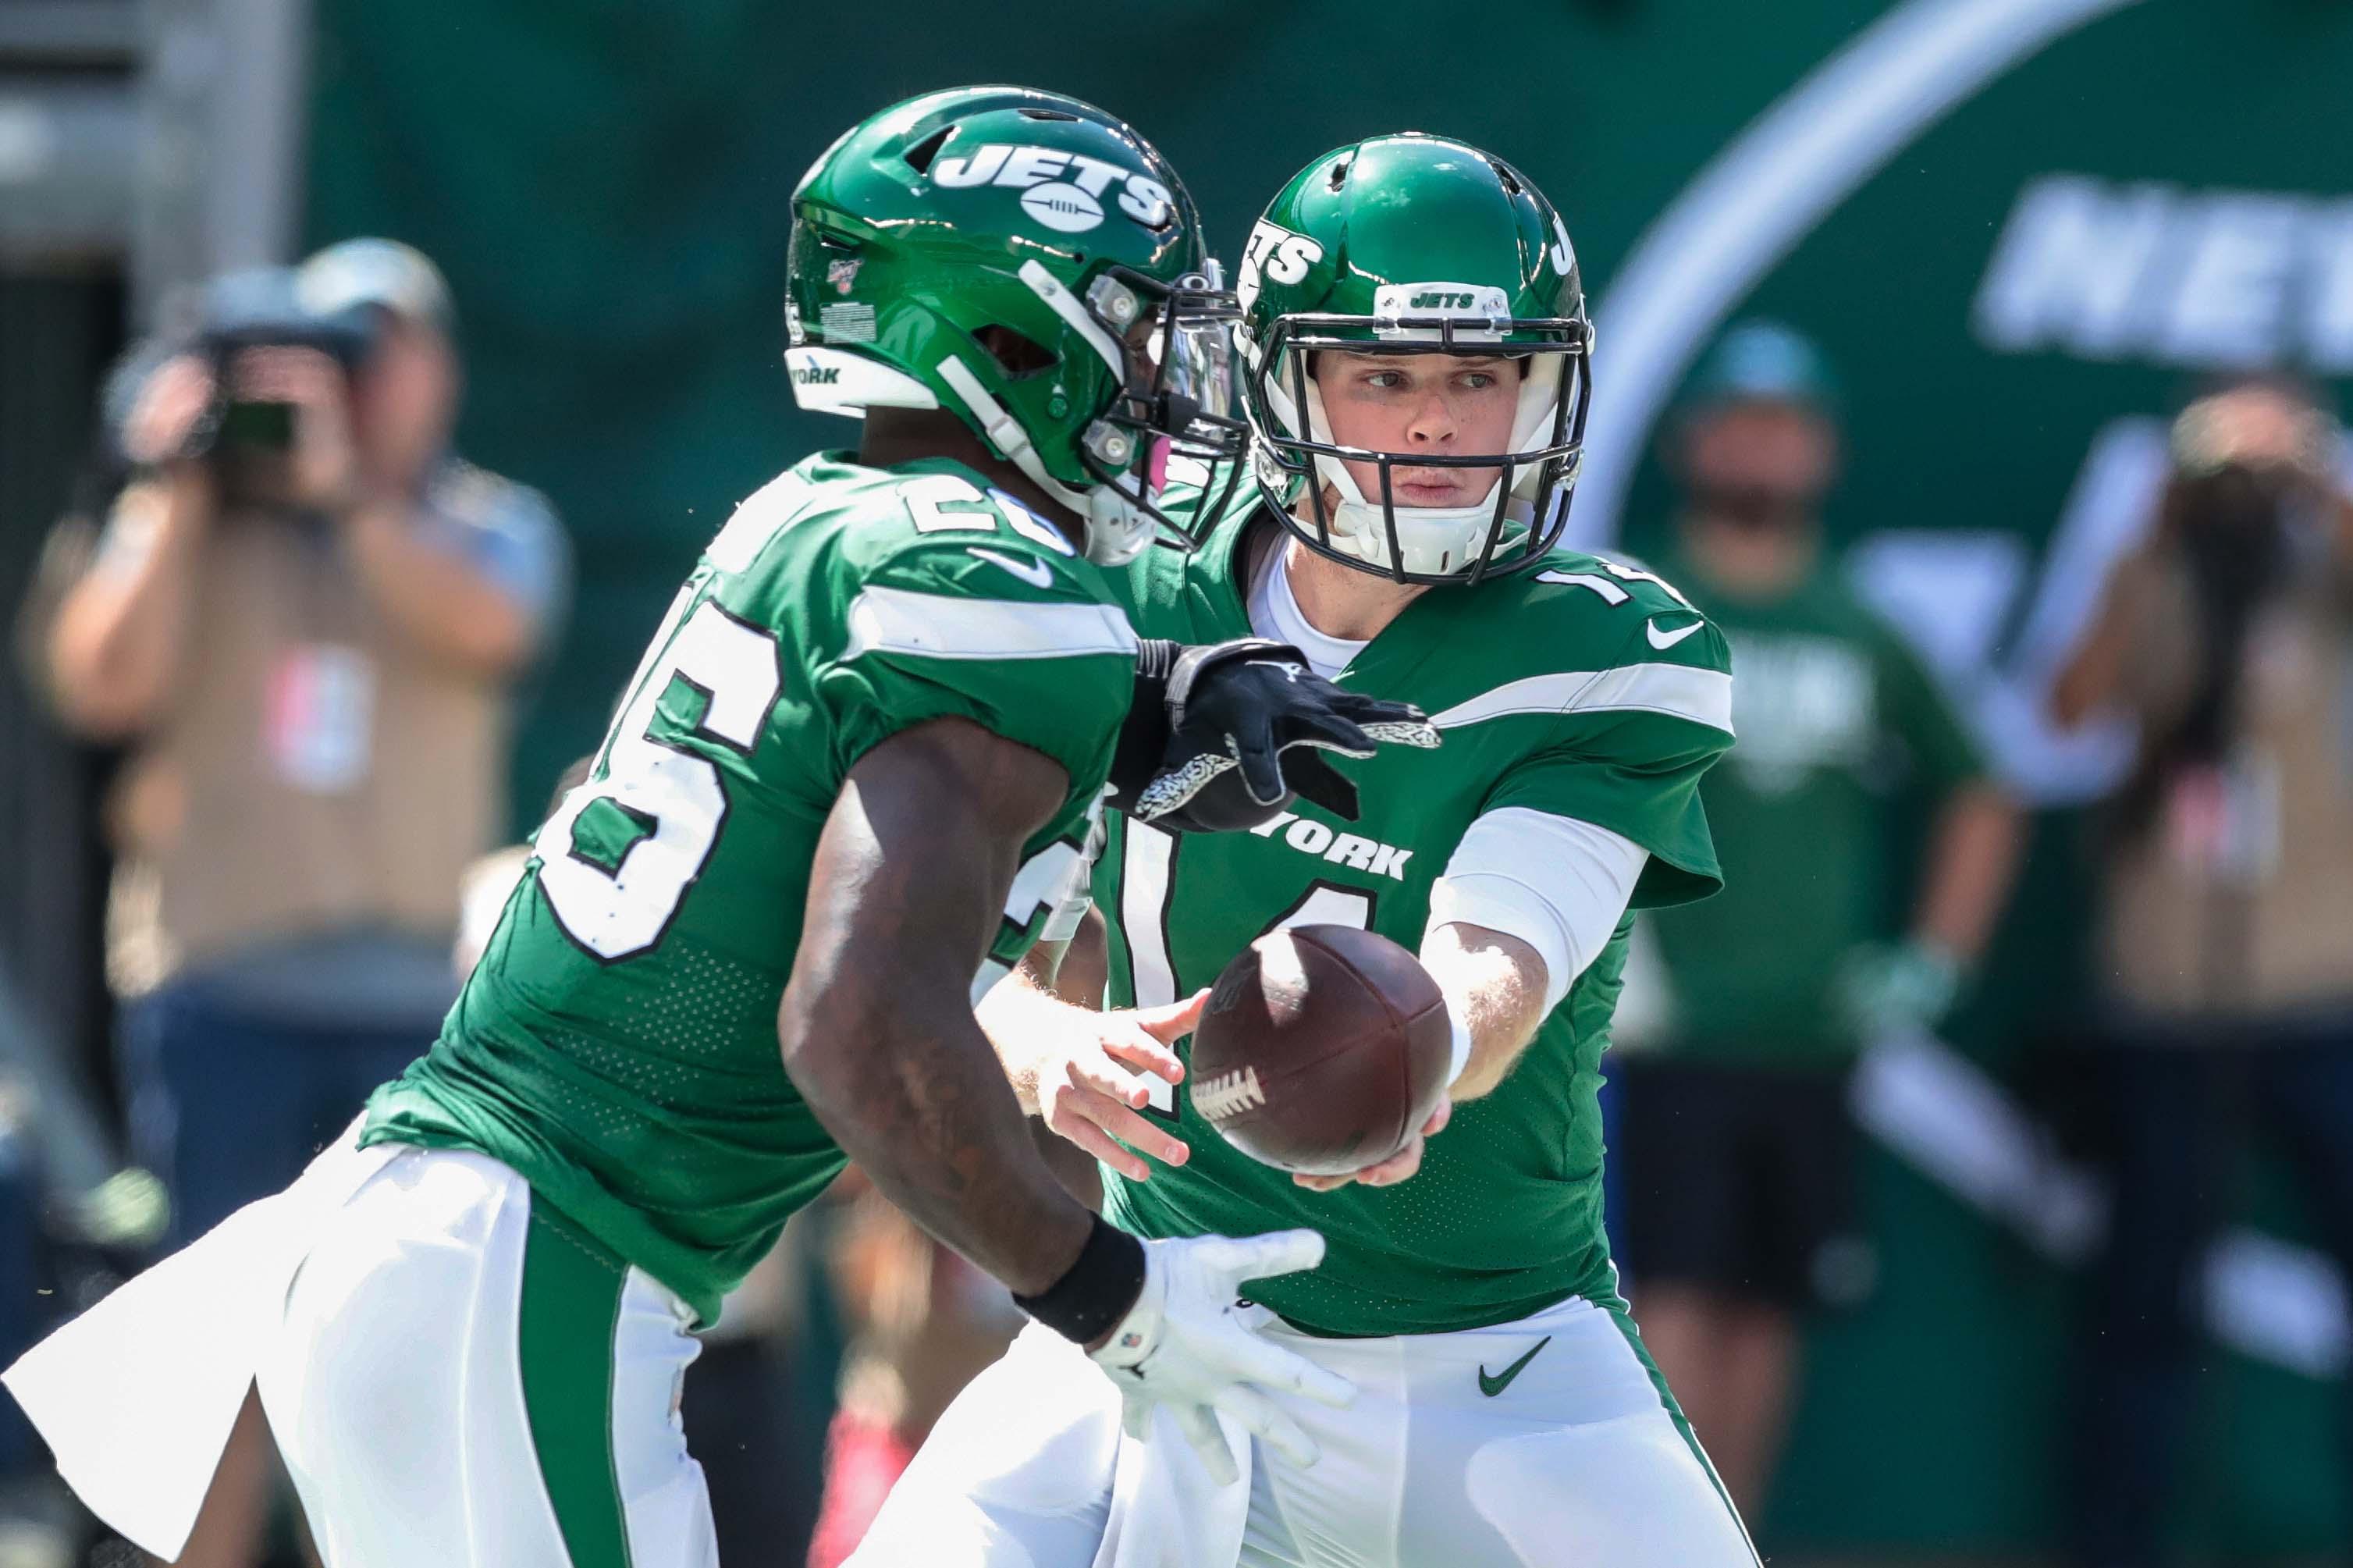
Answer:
[
  {"left": 1266, "top": 354, "right": 1566, "bottom": 578},
  {"left": 940, "top": 259, "right": 1160, "bottom": 567},
  {"left": 933, "top": 356, "right": 1156, "bottom": 567}
]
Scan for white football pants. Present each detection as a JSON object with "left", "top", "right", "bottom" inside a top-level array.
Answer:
[
  {"left": 851, "top": 1290, "right": 1758, "bottom": 1568},
  {"left": 257, "top": 1143, "right": 718, "bottom": 1568}
]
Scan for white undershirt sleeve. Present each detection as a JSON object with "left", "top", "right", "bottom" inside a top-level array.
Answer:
[{"left": 1423, "top": 807, "right": 1651, "bottom": 1014}]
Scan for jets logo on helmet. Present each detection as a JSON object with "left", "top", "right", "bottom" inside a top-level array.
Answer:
[
  {"left": 782, "top": 87, "right": 1246, "bottom": 566},
  {"left": 1236, "top": 221, "right": 1326, "bottom": 312},
  {"left": 1375, "top": 284, "right": 1513, "bottom": 336},
  {"left": 932, "top": 144, "right": 1178, "bottom": 235},
  {"left": 1022, "top": 183, "right": 1103, "bottom": 233},
  {"left": 1235, "top": 133, "right": 1594, "bottom": 585}
]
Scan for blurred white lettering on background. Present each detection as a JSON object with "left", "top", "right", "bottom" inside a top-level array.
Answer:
[{"left": 1976, "top": 173, "right": 2353, "bottom": 370}]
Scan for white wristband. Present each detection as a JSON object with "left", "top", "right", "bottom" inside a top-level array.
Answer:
[{"left": 1445, "top": 1007, "right": 1475, "bottom": 1086}]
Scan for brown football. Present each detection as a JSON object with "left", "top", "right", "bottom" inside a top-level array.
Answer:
[{"left": 1187, "top": 924, "right": 1452, "bottom": 1176}]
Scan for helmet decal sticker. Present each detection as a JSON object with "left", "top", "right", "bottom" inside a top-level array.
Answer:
[
  {"left": 933, "top": 144, "right": 1171, "bottom": 234},
  {"left": 1237, "top": 221, "right": 1326, "bottom": 311},
  {"left": 1021, "top": 183, "right": 1104, "bottom": 233}
]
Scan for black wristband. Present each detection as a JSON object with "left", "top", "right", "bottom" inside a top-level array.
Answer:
[
  {"left": 1106, "top": 639, "right": 1182, "bottom": 804},
  {"left": 1131, "top": 637, "right": 1181, "bottom": 685},
  {"left": 1014, "top": 1214, "right": 1147, "bottom": 1346}
]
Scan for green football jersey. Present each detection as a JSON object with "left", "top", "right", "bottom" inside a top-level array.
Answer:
[
  {"left": 364, "top": 453, "right": 1136, "bottom": 1326},
  {"left": 1639, "top": 547, "right": 1985, "bottom": 1067},
  {"left": 1094, "top": 504, "right": 1735, "bottom": 1337}
]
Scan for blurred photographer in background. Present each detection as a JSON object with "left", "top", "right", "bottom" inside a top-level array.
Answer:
[
  {"left": 2051, "top": 379, "right": 2353, "bottom": 1568},
  {"left": 35, "top": 239, "right": 564, "bottom": 1568},
  {"left": 1617, "top": 322, "right": 2023, "bottom": 1520}
]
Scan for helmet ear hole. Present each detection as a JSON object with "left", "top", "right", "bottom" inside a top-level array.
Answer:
[{"left": 975, "top": 325, "right": 1057, "bottom": 379}]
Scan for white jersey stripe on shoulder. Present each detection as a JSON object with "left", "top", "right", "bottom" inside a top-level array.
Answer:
[
  {"left": 1427, "top": 663, "right": 1734, "bottom": 735},
  {"left": 841, "top": 585, "right": 1137, "bottom": 663}
]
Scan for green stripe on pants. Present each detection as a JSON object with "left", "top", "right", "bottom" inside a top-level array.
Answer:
[
  {"left": 1605, "top": 1303, "right": 1763, "bottom": 1567},
  {"left": 520, "top": 1195, "right": 634, "bottom": 1568}
]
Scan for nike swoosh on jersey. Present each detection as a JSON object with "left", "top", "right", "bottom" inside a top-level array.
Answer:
[
  {"left": 1477, "top": 1334, "right": 1552, "bottom": 1397},
  {"left": 1646, "top": 617, "right": 1704, "bottom": 651},
  {"left": 968, "top": 547, "right": 1056, "bottom": 590}
]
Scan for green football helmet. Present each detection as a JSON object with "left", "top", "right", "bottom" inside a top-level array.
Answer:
[
  {"left": 787, "top": 86, "right": 1243, "bottom": 565},
  {"left": 1236, "top": 133, "right": 1593, "bottom": 585}
]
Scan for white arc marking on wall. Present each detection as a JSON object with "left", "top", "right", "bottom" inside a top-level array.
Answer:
[{"left": 1573, "top": 0, "right": 2145, "bottom": 547}]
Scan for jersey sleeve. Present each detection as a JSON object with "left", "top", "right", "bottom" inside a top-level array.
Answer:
[
  {"left": 808, "top": 532, "right": 1139, "bottom": 816},
  {"left": 1475, "top": 611, "right": 1736, "bottom": 909},
  {"left": 1869, "top": 614, "right": 1987, "bottom": 793},
  {"left": 1424, "top": 809, "right": 1651, "bottom": 1010}
]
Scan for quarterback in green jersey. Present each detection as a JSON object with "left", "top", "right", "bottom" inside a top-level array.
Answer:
[
  {"left": 2, "top": 90, "right": 1438, "bottom": 1567},
  {"left": 858, "top": 137, "right": 1761, "bottom": 1567}
]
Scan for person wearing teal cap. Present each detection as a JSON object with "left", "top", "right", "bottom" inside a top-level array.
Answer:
[{"left": 1615, "top": 320, "right": 2024, "bottom": 1521}]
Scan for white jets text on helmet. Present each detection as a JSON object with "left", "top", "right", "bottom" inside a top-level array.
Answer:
[
  {"left": 930, "top": 144, "right": 1174, "bottom": 234},
  {"left": 1236, "top": 220, "right": 1327, "bottom": 311}
]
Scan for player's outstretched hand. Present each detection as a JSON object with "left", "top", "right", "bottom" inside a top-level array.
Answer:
[
  {"left": 1294, "top": 1093, "right": 1452, "bottom": 1193},
  {"left": 1089, "top": 1228, "right": 1354, "bottom": 1485},
  {"left": 1029, "top": 991, "right": 1201, "bottom": 1181},
  {"left": 1128, "top": 639, "right": 1440, "bottom": 831}
]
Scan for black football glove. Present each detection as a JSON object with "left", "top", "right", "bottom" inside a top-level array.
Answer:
[{"left": 1108, "top": 638, "right": 1439, "bottom": 832}]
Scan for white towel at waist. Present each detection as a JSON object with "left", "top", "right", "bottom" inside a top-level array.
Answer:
[
  {"left": 1089, "top": 1305, "right": 1287, "bottom": 1568},
  {"left": 2, "top": 1119, "right": 399, "bottom": 1560}
]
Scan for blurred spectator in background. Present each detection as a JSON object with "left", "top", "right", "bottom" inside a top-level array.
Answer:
[
  {"left": 1616, "top": 322, "right": 2023, "bottom": 1518},
  {"left": 2049, "top": 379, "right": 2353, "bottom": 1568},
  {"left": 805, "top": 1179, "right": 1024, "bottom": 1568},
  {"left": 31, "top": 239, "right": 563, "bottom": 1568}
]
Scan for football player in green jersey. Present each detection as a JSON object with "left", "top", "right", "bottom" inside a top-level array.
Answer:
[
  {"left": 4, "top": 89, "right": 1439, "bottom": 1567},
  {"left": 1618, "top": 323, "right": 2020, "bottom": 1519},
  {"left": 858, "top": 136, "right": 1761, "bottom": 1567}
]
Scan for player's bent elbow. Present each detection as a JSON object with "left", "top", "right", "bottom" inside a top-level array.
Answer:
[
  {"left": 774, "top": 986, "right": 858, "bottom": 1108},
  {"left": 775, "top": 974, "right": 922, "bottom": 1129}
]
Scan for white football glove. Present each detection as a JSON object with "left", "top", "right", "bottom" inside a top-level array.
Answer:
[{"left": 1087, "top": 1228, "right": 1354, "bottom": 1486}]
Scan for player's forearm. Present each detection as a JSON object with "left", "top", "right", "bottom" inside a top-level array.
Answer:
[
  {"left": 780, "top": 719, "right": 1097, "bottom": 1299},
  {"left": 978, "top": 967, "right": 1079, "bottom": 1115},
  {"left": 786, "top": 982, "right": 1091, "bottom": 1298},
  {"left": 985, "top": 906, "right": 1113, "bottom": 1113},
  {"left": 1912, "top": 784, "right": 2023, "bottom": 964},
  {"left": 1422, "top": 922, "right": 1548, "bottom": 1101},
  {"left": 1418, "top": 812, "right": 1644, "bottom": 1101}
]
